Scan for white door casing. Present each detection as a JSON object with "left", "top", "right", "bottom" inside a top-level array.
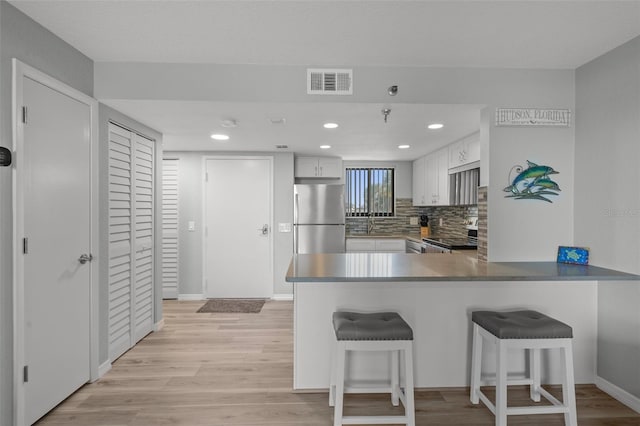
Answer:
[
  {"left": 12, "top": 59, "right": 99, "bottom": 425},
  {"left": 203, "top": 157, "right": 273, "bottom": 298}
]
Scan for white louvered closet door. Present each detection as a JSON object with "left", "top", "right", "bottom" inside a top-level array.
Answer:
[
  {"left": 133, "top": 135, "right": 155, "bottom": 343},
  {"left": 108, "top": 124, "right": 134, "bottom": 361},
  {"left": 162, "top": 159, "right": 179, "bottom": 299},
  {"left": 108, "top": 123, "right": 155, "bottom": 361}
]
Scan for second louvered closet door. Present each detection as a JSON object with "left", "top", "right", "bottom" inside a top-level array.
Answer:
[{"left": 108, "top": 122, "right": 155, "bottom": 362}]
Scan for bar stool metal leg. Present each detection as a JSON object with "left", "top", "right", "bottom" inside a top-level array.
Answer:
[
  {"left": 329, "top": 341, "right": 338, "bottom": 407},
  {"left": 403, "top": 342, "right": 416, "bottom": 426},
  {"left": 529, "top": 348, "right": 541, "bottom": 402},
  {"left": 470, "top": 322, "right": 482, "bottom": 404},
  {"left": 562, "top": 342, "right": 578, "bottom": 426},
  {"left": 495, "top": 340, "right": 508, "bottom": 426},
  {"left": 333, "top": 340, "right": 347, "bottom": 426},
  {"left": 391, "top": 349, "right": 400, "bottom": 406}
]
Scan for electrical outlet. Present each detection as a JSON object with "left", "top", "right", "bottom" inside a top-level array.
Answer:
[
  {"left": 409, "top": 217, "right": 418, "bottom": 225},
  {"left": 439, "top": 218, "right": 443, "bottom": 226}
]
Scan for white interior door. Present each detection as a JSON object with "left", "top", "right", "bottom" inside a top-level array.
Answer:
[
  {"left": 204, "top": 157, "right": 273, "bottom": 298},
  {"left": 21, "top": 75, "right": 92, "bottom": 425}
]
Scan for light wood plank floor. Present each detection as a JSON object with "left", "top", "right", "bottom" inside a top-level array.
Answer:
[{"left": 37, "top": 300, "right": 640, "bottom": 425}]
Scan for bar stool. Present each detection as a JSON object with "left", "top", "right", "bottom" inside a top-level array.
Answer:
[
  {"left": 329, "top": 311, "right": 415, "bottom": 426},
  {"left": 470, "top": 310, "right": 577, "bottom": 426}
]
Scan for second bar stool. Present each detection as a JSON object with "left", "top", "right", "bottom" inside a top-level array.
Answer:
[
  {"left": 470, "top": 310, "right": 577, "bottom": 426},
  {"left": 329, "top": 311, "right": 415, "bottom": 426}
]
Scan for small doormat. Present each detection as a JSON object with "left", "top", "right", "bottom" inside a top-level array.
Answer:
[{"left": 197, "top": 298, "right": 265, "bottom": 314}]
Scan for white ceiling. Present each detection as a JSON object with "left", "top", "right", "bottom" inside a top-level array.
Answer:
[
  {"left": 105, "top": 100, "right": 483, "bottom": 159},
  {"left": 9, "top": 0, "right": 640, "bottom": 159}
]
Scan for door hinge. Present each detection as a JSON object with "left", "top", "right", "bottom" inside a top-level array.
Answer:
[
  {"left": 23, "top": 237, "right": 28, "bottom": 254},
  {"left": 22, "top": 106, "right": 27, "bottom": 124},
  {"left": 205, "top": 172, "right": 209, "bottom": 182},
  {"left": 23, "top": 365, "right": 29, "bottom": 383}
]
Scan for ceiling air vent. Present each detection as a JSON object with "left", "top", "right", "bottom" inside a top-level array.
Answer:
[{"left": 307, "top": 68, "right": 353, "bottom": 95}]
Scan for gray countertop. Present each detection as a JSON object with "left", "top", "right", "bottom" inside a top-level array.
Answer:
[{"left": 286, "top": 253, "right": 640, "bottom": 282}]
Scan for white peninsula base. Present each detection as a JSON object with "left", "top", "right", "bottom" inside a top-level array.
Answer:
[{"left": 293, "top": 280, "right": 597, "bottom": 391}]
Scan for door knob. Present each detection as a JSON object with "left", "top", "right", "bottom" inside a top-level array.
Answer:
[
  {"left": 258, "top": 224, "right": 269, "bottom": 235},
  {"left": 78, "top": 253, "right": 93, "bottom": 264}
]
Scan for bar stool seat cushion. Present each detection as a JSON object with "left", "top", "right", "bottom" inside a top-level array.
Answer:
[
  {"left": 472, "top": 310, "right": 573, "bottom": 339},
  {"left": 332, "top": 312, "right": 413, "bottom": 341}
]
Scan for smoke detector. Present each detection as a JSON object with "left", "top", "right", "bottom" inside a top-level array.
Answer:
[{"left": 220, "top": 119, "right": 238, "bottom": 128}]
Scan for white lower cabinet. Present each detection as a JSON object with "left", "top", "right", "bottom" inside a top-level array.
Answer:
[
  {"left": 346, "top": 238, "right": 376, "bottom": 252},
  {"left": 346, "top": 238, "right": 406, "bottom": 253}
]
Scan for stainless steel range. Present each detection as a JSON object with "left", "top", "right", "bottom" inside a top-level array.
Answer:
[{"left": 421, "top": 216, "right": 478, "bottom": 253}]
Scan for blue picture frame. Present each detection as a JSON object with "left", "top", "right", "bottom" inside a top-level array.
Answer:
[{"left": 557, "top": 246, "right": 589, "bottom": 265}]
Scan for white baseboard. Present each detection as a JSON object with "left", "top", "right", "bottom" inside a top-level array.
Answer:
[
  {"left": 272, "top": 293, "right": 293, "bottom": 301},
  {"left": 97, "top": 360, "right": 112, "bottom": 379},
  {"left": 154, "top": 319, "right": 165, "bottom": 332},
  {"left": 596, "top": 375, "right": 640, "bottom": 413},
  {"left": 178, "top": 293, "right": 204, "bottom": 301}
]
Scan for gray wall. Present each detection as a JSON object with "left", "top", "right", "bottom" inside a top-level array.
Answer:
[
  {"left": 0, "top": 2, "right": 94, "bottom": 425},
  {"left": 96, "top": 62, "right": 576, "bottom": 262},
  {"left": 575, "top": 36, "right": 640, "bottom": 399},
  {"left": 163, "top": 151, "right": 294, "bottom": 297},
  {"left": 98, "top": 104, "right": 163, "bottom": 365}
]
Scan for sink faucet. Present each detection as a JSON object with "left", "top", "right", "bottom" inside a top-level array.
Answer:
[{"left": 367, "top": 214, "right": 375, "bottom": 234}]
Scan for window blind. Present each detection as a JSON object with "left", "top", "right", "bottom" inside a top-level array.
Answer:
[{"left": 345, "top": 167, "right": 395, "bottom": 216}]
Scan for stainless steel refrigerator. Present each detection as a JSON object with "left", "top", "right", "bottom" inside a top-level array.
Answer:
[{"left": 294, "top": 184, "right": 345, "bottom": 253}]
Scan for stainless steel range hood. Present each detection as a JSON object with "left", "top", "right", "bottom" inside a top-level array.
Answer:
[{"left": 449, "top": 166, "right": 480, "bottom": 205}]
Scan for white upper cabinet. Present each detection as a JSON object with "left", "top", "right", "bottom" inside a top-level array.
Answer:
[
  {"left": 412, "top": 147, "right": 449, "bottom": 206},
  {"left": 448, "top": 131, "right": 480, "bottom": 170},
  {"left": 295, "top": 156, "right": 342, "bottom": 178},
  {"left": 435, "top": 148, "right": 450, "bottom": 206},
  {"left": 412, "top": 156, "right": 426, "bottom": 206}
]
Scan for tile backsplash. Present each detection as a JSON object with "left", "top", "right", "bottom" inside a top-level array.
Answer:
[{"left": 346, "top": 198, "right": 478, "bottom": 238}]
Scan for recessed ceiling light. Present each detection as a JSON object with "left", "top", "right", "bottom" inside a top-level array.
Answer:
[
  {"left": 210, "top": 134, "right": 229, "bottom": 141},
  {"left": 398, "top": 145, "right": 411, "bottom": 149},
  {"left": 320, "top": 145, "right": 331, "bottom": 149},
  {"left": 323, "top": 122, "right": 339, "bottom": 129},
  {"left": 428, "top": 123, "right": 444, "bottom": 130}
]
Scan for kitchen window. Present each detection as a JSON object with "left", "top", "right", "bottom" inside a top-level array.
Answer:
[{"left": 345, "top": 167, "right": 395, "bottom": 216}]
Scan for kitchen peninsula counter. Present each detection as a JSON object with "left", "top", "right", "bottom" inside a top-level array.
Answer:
[
  {"left": 286, "top": 253, "right": 639, "bottom": 392},
  {"left": 286, "top": 252, "right": 638, "bottom": 283}
]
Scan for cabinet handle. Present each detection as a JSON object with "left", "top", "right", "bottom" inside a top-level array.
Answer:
[
  {"left": 315, "top": 166, "right": 318, "bottom": 176},
  {"left": 319, "top": 166, "right": 323, "bottom": 176}
]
